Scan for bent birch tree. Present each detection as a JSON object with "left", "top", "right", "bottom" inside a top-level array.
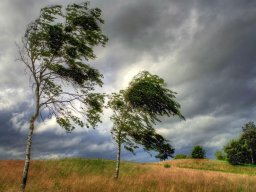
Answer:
[
  {"left": 18, "top": 2, "right": 107, "bottom": 191},
  {"left": 108, "top": 71, "right": 185, "bottom": 179}
]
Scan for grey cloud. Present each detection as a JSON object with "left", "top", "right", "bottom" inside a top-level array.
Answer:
[
  {"left": 176, "top": 8, "right": 256, "bottom": 118},
  {"left": 105, "top": 0, "right": 195, "bottom": 56},
  {"left": 1, "top": 0, "right": 256, "bottom": 161}
]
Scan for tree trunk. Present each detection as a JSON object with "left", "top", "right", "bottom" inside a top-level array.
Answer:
[
  {"left": 250, "top": 151, "right": 254, "bottom": 164},
  {"left": 21, "top": 86, "right": 40, "bottom": 192},
  {"left": 115, "top": 140, "right": 121, "bottom": 179},
  {"left": 20, "top": 82, "right": 40, "bottom": 192},
  {"left": 20, "top": 116, "right": 37, "bottom": 192}
]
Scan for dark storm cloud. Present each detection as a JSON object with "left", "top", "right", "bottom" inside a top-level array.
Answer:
[
  {"left": 170, "top": 0, "right": 256, "bottom": 119},
  {"left": 110, "top": 1, "right": 194, "bottom": 55},
  {"left": 31, "top": 128, "right": 116, "bottom": 160},
  {"left": 0, "top": 100, "right": 116, "bottom": 160},
  {"left": 1, "top": 0, "right": 256, "bottom": 161},
  {"left": 0, "top": 103, "right": 30, "bottom": 159},
  {"left": 142, "top": 0, "right": 256, "bottom": 154}
]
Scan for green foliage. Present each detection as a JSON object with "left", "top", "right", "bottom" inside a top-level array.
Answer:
[
  {"left": 215, "top": 150, "right": 227, "bottom": 161},
  {"left": 163, "top": 163, "right": 171, "bottom": 168},
  {"left": 20, "top": 2, "right": 108, "bottom": 131},
  {"left": 224, "top": 121, "right": 256, "bottom": 165},
  {"left": 155, "top": 143, "right": 175, "bottom": 161},
  {"left": 85, "top": 93, "right": 105, "bottom": 128},
  {"left": 109, "top": 92, "right": 174, "bottom": 157},
  {"left": 56, "top": 158, "right": 147, "bottom": 176},
  {"left": 174, "top": 154, "right": 187, "bottom": 159},
  {"left": 0, "top": 183, "right": 5, "bottom": 192},
  {"left": 224, "top": 139, "right": 251, "bottom": 165},
  {"left": 108, "top": 72, "right": 185, "bottom": 179},
  {"left": 124, "top": 71, "right": 185, "bottom": 123},
  {"left": 191, "top": 146, "right": 206, "bottom": 159},
  {"left": 108, "top": 71, "right": 185, "bottom": 160}
]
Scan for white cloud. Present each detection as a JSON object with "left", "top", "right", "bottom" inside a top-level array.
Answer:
[
  {"left": 0, "top": 147, "right": 23, "bottom": 158},
  {"left": 85, "top": 142, "right": 115, "bottom": 152},
  {"left": 0, "top": 88, "right": 29, "bottom": 110},
  {"left": 157, "top": 114, "right": 236, "bottom": 149},
  {"left": 36, "top": 117, "right": 64, "bottom": 135},
  {"left": 36, "top": 152, "right": 75, "bottom": 160},
  {"left": 10, "top": 112, "right": 29, "bottom": 133}
]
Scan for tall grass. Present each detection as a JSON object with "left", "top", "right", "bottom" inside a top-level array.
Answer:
[{"left": 0, "top": 158, "right": 256, "bottom": 192}]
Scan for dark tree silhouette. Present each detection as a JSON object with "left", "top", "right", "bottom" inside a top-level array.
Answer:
[{"left": 191, "top": 145, "right": 206, "bottom": 159}]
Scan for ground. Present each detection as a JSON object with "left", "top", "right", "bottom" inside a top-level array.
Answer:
[{"left": 0, "top": 158, "right": 256, "bottom": 192}]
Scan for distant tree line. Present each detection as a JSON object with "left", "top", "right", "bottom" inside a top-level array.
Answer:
[
  {"left": 174, "top": 145, "right": 206, "bottom": 159},
  {"left": 172, "top": 121, "right": 256, "bottom": 166}
]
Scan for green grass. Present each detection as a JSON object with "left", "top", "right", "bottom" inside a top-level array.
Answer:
[
  {"left": 171, "top": 159, "right": 256, "bottom": 175},
  {"left": 163, "top": 163, "right": 171, "bottom": 168},
  {"left": 36, "top": 158, "right": 148, "bottom": 177},
  {"left": 0, "top": 183, "right": 6, "bottom": 192}
]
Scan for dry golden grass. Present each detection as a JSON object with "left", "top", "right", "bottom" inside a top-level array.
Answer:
[{"left": 0, "top": 159, "right": 256, "bottom": 192}]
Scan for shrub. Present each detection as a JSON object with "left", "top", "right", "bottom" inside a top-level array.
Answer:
[
  {"left": 174, "top": 154, "right": 187, "bottom": 159},
  {"left": 163, "top": 163, "right": 171, "bottom": 168},
  {"left": 191, "top": 145, "right": 206, "bottom": 159},
  {"left": 215, "top": 150, "right": 227, "bottom": 161}
]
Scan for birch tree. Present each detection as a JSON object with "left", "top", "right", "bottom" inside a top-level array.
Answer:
[
  {"left": 18, "top": 2, "right": 107, "bottom": 191},
  {"left": 108, "top": 71, "right": 185, "bottom": 179}
]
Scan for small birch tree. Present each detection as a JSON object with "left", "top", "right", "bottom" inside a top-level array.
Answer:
[
  {"left": 18, "top": 2, "right": 107, "bottom": 191},
  {"left": 108, "top": 71, "right": 185, "bottom": 179}
]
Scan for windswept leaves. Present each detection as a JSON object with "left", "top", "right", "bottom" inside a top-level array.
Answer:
[
  {"left": 85, "top": 93, "right": 105, "bottom": 128},
  {"left": 47, "top": 25, "right": 64, "bottom": 54},
  {"left": 21, "top": 2, "right": 108, "bottom": 132},
  {"left": 124, "top": 71, "right": 185, "bottom": 121}
]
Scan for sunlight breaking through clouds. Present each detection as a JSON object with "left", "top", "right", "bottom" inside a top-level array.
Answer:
[{"left": 0, "top": 0, "right": 256, "bottom": 160}]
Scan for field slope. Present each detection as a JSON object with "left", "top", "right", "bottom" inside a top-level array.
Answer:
[{"left": 0, "top": 158, "right": 256, "bottom": 192}]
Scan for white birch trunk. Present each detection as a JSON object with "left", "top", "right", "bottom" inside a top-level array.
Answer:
[
  {"left": 115, "top": 140, "right": 121, "bottom": 179},
  {"left": 20, "top": 116, "right": 36, "bottom": 192},
  {"left": 21, "top": 85, "right": 40, "bottom": 192}
]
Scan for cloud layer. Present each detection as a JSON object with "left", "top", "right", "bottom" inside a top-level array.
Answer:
[{"left": 0, "top": 0, "right": 256, "bottom": 161}]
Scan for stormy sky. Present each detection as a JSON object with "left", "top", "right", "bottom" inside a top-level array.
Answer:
[{"left": 0, "top": 0, "right": 256, "bottom": 161}]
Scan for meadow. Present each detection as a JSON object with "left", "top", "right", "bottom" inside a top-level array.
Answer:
[{"left": 1, "top": 158, "right": 256, "bottom": 192}]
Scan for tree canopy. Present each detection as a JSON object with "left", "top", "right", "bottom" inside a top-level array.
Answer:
[
  {"left": 124, "top": 71, "right": 185, "bottom": 122},
  {"left": 19, "top": 2, "right": 108, "bottom": 130},
  {"left": 191, "top": 145, "right": 206, "bottom": 159},
  {"left": 224, "top": 139, "right": 250, "bottom": 165},
  {"left": 109, "top": 91, "right": 174, "bottom": 157}
]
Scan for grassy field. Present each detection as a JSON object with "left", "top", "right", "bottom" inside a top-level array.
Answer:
[
  {"left": 0, "top": 158, "right": 256, "bottom": 192},
  {"left": 170, "top": 159, "right": 256, "bottom": 175}
]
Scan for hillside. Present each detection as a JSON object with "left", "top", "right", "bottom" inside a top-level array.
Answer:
[{"left": 0, "top": 158, "right": 256, "bottom": 192}]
